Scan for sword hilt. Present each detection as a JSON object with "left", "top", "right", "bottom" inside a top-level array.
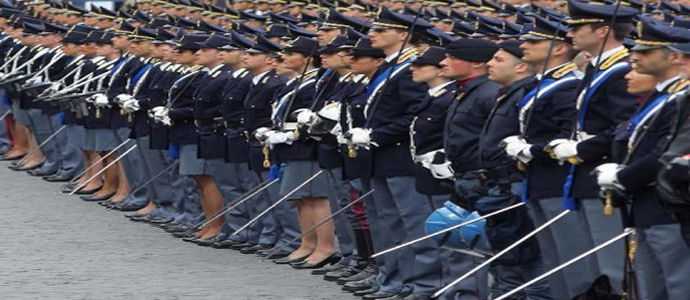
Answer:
[
  {"left": 262, "top": 145, "right": 271, "bottom": 168},
  {"left": 517, "top": 161, "right": 527, "bottom": 172},
  {"left": 348, "top": 144, "right": 357, "bottom": 158},
  {"left": 603, "top": 190, "right": 614, "bottom": 216},
  {"left": 95, "top": 108, "right": 101, "bottom": 119}
]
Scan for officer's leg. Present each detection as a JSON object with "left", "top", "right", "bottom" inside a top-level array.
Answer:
[
  {"left": 537, "top": 197, "right": 599, "bottom": 298},
  {"left": 260, "top": 170, "right": 295, "bottom": 250},
  {"left": 387, "top": 176, "right": 442, "bottom": 295},
  {"left": 135, "top": 136, "right": 178, "bottom": 218},
  {"left": 325, "top": 168, "right": 356, "bottom": 262},
  {"left": 633, "top": 226, "right": 667, "bottom": 300},
  {"left": 239, "top": 165, "right": 277, "bottom": 246},
  {"left": 371, "top": 177, "right": 405, "bottom": 293},
  {"left": 643, "top": 223, "right": 690, "bottom": 300},
  {"left": 114, "top": 128, "right": 147, "bottom": 208},
  {"left": 579, "top": 199, "right": 625, "bottom": 293},
  {"left": 528, "top": 198, "right": 580, "bottom": 299},
  {"left": 52, "top": 115, "right": 83, "bottom": 177},
  {"left": 26, "top": 109, "right": 54, "bottom": 170}
]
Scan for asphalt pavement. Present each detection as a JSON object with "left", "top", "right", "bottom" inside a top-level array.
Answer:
[{"left": 0, "top": 161, "right": 360, "bottom": 300}]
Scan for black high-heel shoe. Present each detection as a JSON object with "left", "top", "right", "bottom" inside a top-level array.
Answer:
[
  {"left": 291, "top": 254, "right": 341, "bottom": 270},
  {"left": 274, "top": 254, "right": 310, "bottom": 265},
  {"left": 73, "top": 185, "right": 103, "bottom": 195}
]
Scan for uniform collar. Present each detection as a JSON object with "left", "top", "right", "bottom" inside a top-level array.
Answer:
[
  {"left": 537, "top": 62, "right": 571, "bottom": 80},
  {"left": 656, "top": 75, "right": 683, "bottom": 93},
  {"left": 385, "top": 47, "right": 415, "bottom": 63},
  {"left": 252, "top": 70, "right": 271, "bottom": 85},
  {"left": 428, "top": 81, "right": 454, "bottom": 96},
  {"left": 590, "top": 45, "right": 625, "bottom": 67}
]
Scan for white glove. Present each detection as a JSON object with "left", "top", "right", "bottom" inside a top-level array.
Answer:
[
  {"left": 548, "top": 138, "right": 579, "bottom": 161},
  {"left": 336, "top": 132, "right": 348, "bottom": 145},
  {"left": 92, "top": 93, "right": 110, "bottom": 107},
  {"left": 254, "top": 127, "right": 271, "bottom": 142},
  {"left": 295, "top": 108, "right": 318, "bottom": 126},
  {"left": 265, "top": 130, "right": 296, "bottom": 145},
  {"left": 502, "top": 136, "right": 531, "bottom": 158},
  {"left": 516, "top": 147, "right": 533, "bottom": 164},
  {"left": 115, "top": 94, "right": 134, "bottom": 105},
  {"left": 151, "top": 106, "right": 171, "bottom": 126},
  {"left": 594, "top": 163, "right": 625, "bottom": 191},
  {"left": 429, "top": 160, "right": 454, "bottom": 179},
  {"left": 348, "top": 128, "right": 376, "bottom": 147},
  {"left": 46, "top": 82, "right": 61, "bottom": 93},
  {"left": 121, "top": 99, "right": 140, "bottom": 113}
]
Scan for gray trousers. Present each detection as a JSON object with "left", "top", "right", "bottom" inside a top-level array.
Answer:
[
  {"left": 0, "top": 102, "right": 11, "bottom": 149},
  {"left": 26, "top": 109, "right": 59, "bottom": 172},
  {"left": 325, "top": 168, "right": 356, "bottom": 260},
  {"left": 134, "top": 136, "right": 178, "bottom": 208},
  {"left": 113, "top": 130, "right": 148, "bottom": 207},
  {"left": 634, "top": 223, "right": 690, "bottom": 300},
  {"left": 529, "top": 197, "right": 624, "bottom": 298},
  {"left": 372, "top": 176, "right": 442, "bottom": 296},
  {"left": 53, "top": 120, "right": 84, "bottom": 177},
  {"left": 208, "top": 162, "right": 253, "bottom": 242}
]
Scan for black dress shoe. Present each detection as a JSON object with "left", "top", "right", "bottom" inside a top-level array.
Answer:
[
  {"left": 195, "top": 236, "right": 222, "bottom": 246},
  {"left": 80, "top": 192, "right": 116, "bottom": 202},
  {"left": 61, "top": 183, "right": 76, "bottom": 193},
  {"left": 28, "top": 167, "right": 57, "bottom": 177},
  {"left": 342, "top": 277, "right": 375, "bottom": 292},
  {"left": 240, "top": 244, "right": 272, "bottom": 254},
  {"left": 337, "top": 265, "right": 377, "bottom": 285},
  {"left": 274, "top": 254, "right": 309, "bottom": 265},
  {"left": 324, "top": 266, "right": 361, "bottom": 281},
  {"left": 172, "top": 231, "right": 195, "bottom": 238},
  {"left": 399, "top": 294, "right": 432, "bottom": 300},
  {"left": 43, "top": 173, "right": 73, "bottom": 182},
  {"left": 353, "top": 286, "right": 380, "bottom": 297},
  {"left": 211, "top": 239, "right": 242, "bottom": 249},
  {"left": 229, "top": 242, "right": 255, "bottom": 250},
  {"left": 164, "top": 225, "right": 192, "bottom": 233},
  {"left": 362, "top": 291, "right": 401, "bottom": 299},
  {"left": 311, "top": 260, "right": 346, "bottom": 275},
  {"left": 126, "top": 214, "right": 152, "bottom": 222}
]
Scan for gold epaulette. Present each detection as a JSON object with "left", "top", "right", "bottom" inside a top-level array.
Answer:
[
  {"left": 669, "top": 79, "right": 690, "bottom": 94},
  {"left": 397, "top": 48, "right": 418, "bottom": 64},
  {"left": 599, "top": 48, "right": 629, "bottom": 70},
  {"left": 303, "top": 68, "right": 319, "bottom": 80},
  {"left": 551, "top": 63, "right": 578, "bottom": 79}
]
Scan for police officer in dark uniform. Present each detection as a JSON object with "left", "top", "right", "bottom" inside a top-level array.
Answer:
[{"left": 586, "top": 20, "right": 690, "bottom": 299}]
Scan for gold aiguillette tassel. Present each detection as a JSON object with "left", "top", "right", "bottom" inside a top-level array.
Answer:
[
  {"left": 262, "top": 145, "right": 271, "bottom": 168},
  {"left": 348, "top": 144, "right": 357, "bottom": 158},
  {"left": 603, "top": 190, "right": 614, "bottom": 216}
]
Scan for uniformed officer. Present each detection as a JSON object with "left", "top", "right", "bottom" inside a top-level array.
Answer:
[
  {"left": 409, "top": 46, "right": 488, "bottom": 300},
  {"left": 501, "top": 14, "right": 582, "bottom": 299},
  {"left": 347, "top": 9, "right": 442, "bottom": 300},
  {"left": 543, "top": 0, "right": 639, "bottom": 295},
  {"left": 586, "top": 18, "right": 690, "bottom": 300}
]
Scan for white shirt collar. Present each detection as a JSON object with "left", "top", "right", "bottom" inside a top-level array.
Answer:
[
  {"left": 252, "top": 70, "right": 270, "bottom": 85},
  {"left": 590, "top": 46, "right": 625, "bottom": 67},
  {"left": 656, "top": 75, "right": 682, "bottom": 92},
  {"left": 427, "top": 81, "right": 454, "bottom": 96},
  {"left": 208, "top": 64, "right": 224, "bottom": 74}
]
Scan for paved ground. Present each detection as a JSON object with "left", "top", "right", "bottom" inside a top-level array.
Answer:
[{"left": 0, "top": 161, "right": 360, "bottom": 300}]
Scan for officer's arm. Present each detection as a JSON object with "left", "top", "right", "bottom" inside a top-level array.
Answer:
[{"left": 370, "top": 70, "right": 427, "bottom": 146}]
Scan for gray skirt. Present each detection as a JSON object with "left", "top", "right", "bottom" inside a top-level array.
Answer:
[
  {"left": 179, "top": 144, "right": 226, "bottom": 176},
  {"left": 84, "top": 128, "right": 129, "bottom": 152},
  {"left": 280, "top": 160, "right": 329, "bottom": 201}
]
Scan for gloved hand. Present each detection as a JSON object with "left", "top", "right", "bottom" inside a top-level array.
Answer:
[
  {"left": 92, "top": 93, "right": 110, "bottom": 108},
  {"left": 121, "top": 98, "right": 140, "bottom": 113},
  {"left": 430, "top": 160, "right": 454, "bottom": 179},
  {"left": 254, "top": 127, "right": 271, "bottom": 142},
  {"left": 265, "top": 130, "right": 297, "bottom": 145},
  {"left": 45, "top": 82, "right": 61, "bottom": 94},
  {"left": 150, "top": 106, "right": 171, "bottom": 126},
  {"left": 115, "top": 94, "right": 135, "bottom": 105},
  {"left": 594, "top": 163, "right": 624, "bottom": 191},
  {"left": 295, "top": 108, "right": 318, "bottom": 126},
  {"left": 348, "top": 128, "right": 377, "bottom": 147},
  {"left": 502, "top": 136, "right": 531, "bottom": 159},
  {"left": 547, "top": 138, "right": 579, "bottom": 161}
]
